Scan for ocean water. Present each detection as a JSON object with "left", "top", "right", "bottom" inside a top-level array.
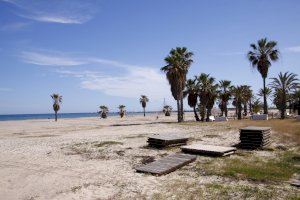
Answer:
[{"left": 0, "top": 112, "right": 146, "bottom": 121}]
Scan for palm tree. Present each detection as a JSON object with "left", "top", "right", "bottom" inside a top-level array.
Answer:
[
  {"left": 269, "top": 72, "right": 299, "bottom": 119},
  {"left": 206, "top": 83, "right": 219, "bottom": 121},
  {"left": 99, "top": 105, "right": 109, "bottom": 119},
  {"left": 252, "top": 98, "right": 262, "bottom": 113},
  {"left": 247, "top": 38, "right": 279, "bottom": 114},
  {"left": 183, "top": 78, "right": 200, "bottom": 121},
  {"left": 163, "top": 105, "right": 172, "bottom": 116},
  {"left": 218, "top": 80, "right": 232, "bottom": 117},
  {"left": 231, "top": 86, "right": 244, "bottom": 120},
  {"left": 51, "top": 93, "right": 62, "bottom": 122},
  {"left": 291, "top": 89, "right": 300, "bottom": 115},
  {"left": 139, "top": 95, "right": 149, "bottom": 117},
  {"left": 258, "top": 87, "right": 272, "bottom": 100},
  {"left": 240, "top": 85, "right": 252, "bottom": 116},
  {"left": 196, "top": 73, "right": 215, "bottom": 121},
  {"left": 161, "top": 47, "right": 193, "bottom": 122},
  {"left": 118, "top": 105, "right": 126, "bottom": 118}
]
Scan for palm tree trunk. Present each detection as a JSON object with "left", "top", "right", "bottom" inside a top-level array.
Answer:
[
  {"left": 180, "top": 91, "right": 184, "bottom": 122},
  {"left": 263, "top": 77, "right": 268, "bottom": 114},
  {"left": 225, "top": 103, "right": 228, "bottom": 117},
  {"left": 238, "top": 101, "right": 242, "bottom": 120},
  {"left": 249, "top": 99, "right": 252, "bottom": 113},
  {"left": 193, "top": 106, "right": 200, "bottom": 121},
  {"left": 206, "top": 108, "right": 211, "bottom": 122},
  {"left": 143, "top": 107, "right": 145, "bottom": 117},
  {"left": 55, "top": 111, "right": 58, "bottom": 122},
  {"left": 177, "top": 99, "right": 181, "bottom": 122}
]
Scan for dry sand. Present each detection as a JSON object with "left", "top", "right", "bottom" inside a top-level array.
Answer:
[{"left": 0, "top": 113, "right": 297, "bottom": 199}]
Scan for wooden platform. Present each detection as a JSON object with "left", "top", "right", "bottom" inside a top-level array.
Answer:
[
  {"left": 147, "top": 134, "right": 189, "bottom": 148},
  {"left": 181, "top": 144, "right": 236, "bottom": 156},
  {"left": 135, "top": 153, "right": 196, "bottom": 176}
]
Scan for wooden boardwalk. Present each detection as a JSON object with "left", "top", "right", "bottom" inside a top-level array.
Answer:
[
  {"left": 181, "top": 144, "right": 236, "bottom": 156},
  {"left": 147, "top": 134, "right": 189, "bottom": 148},
  {"left": 135, "top": 153, "right": 196, "bottom": 176}
]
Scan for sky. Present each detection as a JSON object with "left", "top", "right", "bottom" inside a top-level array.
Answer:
[{"left": 0, "top": 0, "right": 300, "bottom": 114}]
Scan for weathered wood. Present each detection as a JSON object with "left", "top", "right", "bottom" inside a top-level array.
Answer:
[
  {"left": 239, "top": 126, "right": 271, "bottom": 149},
  {"left": 147, "top": 134, "right": 189, "bottom": 148},
  {"left": 214, "top": 117, "right": 228, "bottom": 122},
  {"left": 135, "top": 153, "right": 196, "bottom": 176},
  {"left": 181, "top": 144, "right": 236, "bottom": 156}
]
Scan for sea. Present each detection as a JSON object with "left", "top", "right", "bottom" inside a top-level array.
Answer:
[{"left": 0, "top": 112, "right": 149, "bottom": 121}]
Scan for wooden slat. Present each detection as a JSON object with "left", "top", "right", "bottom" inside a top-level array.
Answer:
[
  {"left": 135, "top": 153, "right": 196, "bottom": 176},
  {"left": 181, "top": 144, "right": 236, "bottom": 156}
]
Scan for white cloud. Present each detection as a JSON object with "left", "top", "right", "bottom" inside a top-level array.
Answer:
[
  {"left": 285, "top": 46, "right": 300, "bottom": 53},
  {"left": 20, "top": 49, "right": 173, "bottom": 101},
  {"left": 21, "top": 51, "right": 86, "bottom": 66},
  {"left": 2, "top": 0, "right": 97, "bottom": 24},
  {"left": 0, "top": 22, "right": 30, "bottom": 31}
]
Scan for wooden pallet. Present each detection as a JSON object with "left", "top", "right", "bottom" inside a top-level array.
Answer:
[
  {"left": 181, "top": 144, "right": 236, "bottom": 156},
  {"left": 135, "top": 153, "right": 196, "bottom": 176},
  {"left": 147, "top": 134, "right": 189, "bottom": 148}
]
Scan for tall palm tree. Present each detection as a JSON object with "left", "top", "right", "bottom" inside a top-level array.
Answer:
[
  {"left": 99, "top": 105, "right": 109, "bottom": 119},
  {"left": 118, "top": 105, "right": 126, "bottom": 118},
  {"left": 51, "top": 93, "right": 62, "bottom": 122},
  {"left": 206, "top": 83, "right": 219, "bottom": 121},
  {"left": 269, "top": 72, "right": 299, "bottom": 119},
  {"left": 163, "top": 105, "right": 172, "bottom": 116},
  {"left": 218, "top": 80, "right": 232, "bottom": 117},
  {"left": 196, "top": 73, "right": 215, "bottom": 121},
  {"left": 139, "top": 95, "right": 149, "bottom": 117},
  {"left": 183, "top": 78, "right": 200, "bottom": 121},
  {"left": 161, "top": 47, "right": 193, "bottom": 122},
  {"left": 247, "top": 38, "right": 279, "bottom": 114}
]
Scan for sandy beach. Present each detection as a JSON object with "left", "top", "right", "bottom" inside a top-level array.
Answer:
[{"left": 0, "top": 113, "right": 299, "bottom": 200}]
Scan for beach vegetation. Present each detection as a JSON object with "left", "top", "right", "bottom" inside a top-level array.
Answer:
[
  {"left": 139, "top": 95, "right": 149, "bottom": 117},
  {"left": 247, "top": 38, "right": 279, "bottom": 114},
  {"left": 161, "top": 47, "right": 193, "bottom": 122},
  {"left": 51, "top": 93, "right": 62, "bottom": 122}
]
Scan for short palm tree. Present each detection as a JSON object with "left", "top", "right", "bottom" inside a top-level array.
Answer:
[
  {"left": 240, "top": 85, "right": 252, "bottom": 116},
  {"left": 139, "top": 95, "right": 149, "bottom": 117},
  {"left": 218, "top": 80, "right": 232, "bottom": 117},
  {"left": 247, "top": 38, "right": 279, "bottom": 114},
  {"left": 99, "top": 105, "right": 109, "bottom": 119},
  {"left": 163, "top": 105, "right": 172, "bottom": 116},
  {"left": 291, "top": 89, "right": 300, "bottom": 115},
  {"left": 161, "top": 47, "right": 193, "bottom": 122},
  {"left": 183, "top": 78, "right": 200, "bottom": 121},
  {"left": 206, "top": 83, "right": 219, "bottom": 121},
  {"left": 258, "top": 87, "right": 272, "bottom": 100},
  {"left": 118, "top": 105, "right": 126, "bottom": 118},
  {"left": 252, "top": 98, "right": 262, "bottom": 113},
  {"left": 196, "top": 73, "right": 215, "bottom": 121},
  {"left": 269, "top": 72, "right": 299, "bottom": 119},
  {"left": 231, "top": 86, "right": 244, "bottom": 120},
  {"left": 51, "top": 93, "right": 62, "bottom": 122}
]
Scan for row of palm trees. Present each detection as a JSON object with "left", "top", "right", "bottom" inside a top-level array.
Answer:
[{"left": 161, "top": 38, "right": 299, "bottom": 122}]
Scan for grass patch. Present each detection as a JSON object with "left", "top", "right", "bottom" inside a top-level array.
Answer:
[
  {"left": 150, "top": 180, "right": 299, "bottom": 200},
  {"left": 203, "top": 134, "right": 220, "bottom": 138},
  {"left": 202, "top": 150, "right": 300, "bottom": 182}
]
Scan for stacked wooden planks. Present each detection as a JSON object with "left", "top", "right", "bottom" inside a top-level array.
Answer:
[
  {"left": 181, "top": 144, "right": 236, "bottom": 156},
  {"left": 147, "top": 134, "right": 189, "bottom": 148},
  {"left": 252, "top": 114, "right": 268, "bottom": 120},
  {"left": 239, "top": 126, "right": 271, "bottom": 149},
  {"left": 135, "top": 153, "right": 196, "bottom": 176}
]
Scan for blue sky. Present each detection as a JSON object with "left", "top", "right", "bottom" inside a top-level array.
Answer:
[{"left": 0, "top": 0, "right": 300, "bottom": 114}]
